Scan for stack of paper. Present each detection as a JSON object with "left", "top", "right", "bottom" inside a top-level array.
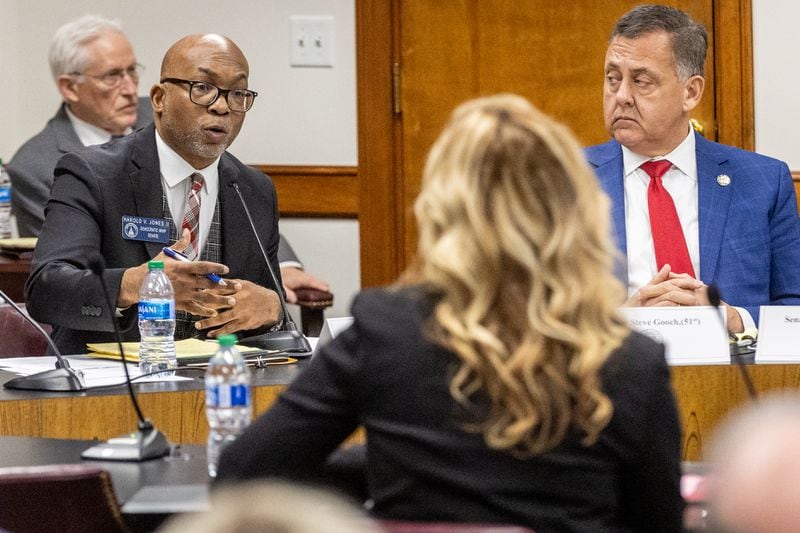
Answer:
[{"left": 87, "top": 338, "right": 265, "bottom": 365}]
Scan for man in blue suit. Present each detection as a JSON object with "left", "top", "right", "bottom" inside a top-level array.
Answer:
[{"left": 586, "top": 4, "right": 800, "bottom": 333}]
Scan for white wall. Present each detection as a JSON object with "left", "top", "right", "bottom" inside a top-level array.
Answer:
[
  {"left": 753, "top": 0, "right": 800, "bottom": 169},
  {"left": 1, "top": 0, "right": 360, "bottom": 321}
]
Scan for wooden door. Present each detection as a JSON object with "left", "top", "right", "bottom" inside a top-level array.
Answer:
[{"left": 357, "top": 0, "right": 753, "bottom": 287}]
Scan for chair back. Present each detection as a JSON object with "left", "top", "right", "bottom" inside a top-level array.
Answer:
[
  {"left": 0, "top": 303, "right": 49, "bottom": 357},
  {"left": 0, "top": 463, "right": 129, "bottom": 533},
  {"left": 380, "top": 521, "right": 534, "bottom": 533}
]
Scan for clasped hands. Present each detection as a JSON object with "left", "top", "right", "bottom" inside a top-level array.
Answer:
[
  {"left": 118, "top": 229, "right": 281, "bottom": 337},
  {"left": 625, "top": 264, "right": 744, "bottom": 333}
]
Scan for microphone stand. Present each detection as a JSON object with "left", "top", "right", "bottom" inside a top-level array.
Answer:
[
  {"left": 230, "top": 182, "right": 312, "bottom": 354},
  {"left": 81, "top": 259, "right": 170, "bottom": 461},
  {"left": 707, "top": 285, "right": 758, "bottom": 401},
  {"left": 1, "top": 289, "right": 85, "bottom": 391}
]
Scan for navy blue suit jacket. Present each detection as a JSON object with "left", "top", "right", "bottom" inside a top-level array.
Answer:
[{"left": 585, "top": 132, "right": 800, "bottom": 323}]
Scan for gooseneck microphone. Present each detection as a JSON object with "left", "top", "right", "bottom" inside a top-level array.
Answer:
[
  {"left": 1, "top": 289, "right": 85, "bottom": 391},
  {"left": 707, "top": 285, "right": 758, "bottom": 401},
  {"left": 229, "top": 181, "right": 312, "bottom": 354},
  {"left": 81, "top": 257, "right": 170, "bottom": 461}
]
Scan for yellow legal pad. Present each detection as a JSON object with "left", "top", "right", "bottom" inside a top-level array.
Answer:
[
  {"left": 0, "top": 237, "right": 37, "bottom": 250},
  {"left": 87, "top": 338, "right": 270, "bottom": 364}
]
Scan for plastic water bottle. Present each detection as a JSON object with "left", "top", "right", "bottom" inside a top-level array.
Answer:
[
  {"left": 205, "top": 334, "right": 252, "bottom": 477},
  {"left": 0, "top": 159, "right": 12, "bottom": 239},
  {"left": 138, "top": 260, "right": 176, "bottom": 374}
]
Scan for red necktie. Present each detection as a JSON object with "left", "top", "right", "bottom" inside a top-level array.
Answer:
[
  {"left": 642, "top": 160, "right": 696, "bottom": 277},
  {"left": 181, "top": 172, "right": 204, "bottom": 260}
]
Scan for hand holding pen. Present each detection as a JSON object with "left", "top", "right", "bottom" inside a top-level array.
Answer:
[{"left": 162, "top": 247, "right": 228, "bottom": 286}]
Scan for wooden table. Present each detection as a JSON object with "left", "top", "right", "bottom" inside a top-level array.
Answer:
[
  {"left": 2, "top": 359, "right": 798, "bottom": 461},
  {"left": 671, "top": 362, "right": 800, "bottom": 460},
  {"left": 0, "top": 361, "right": 307, "bottom": 446}
]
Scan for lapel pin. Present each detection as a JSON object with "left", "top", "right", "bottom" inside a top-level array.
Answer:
[{"left": 716, "top": 174, "right": 731, "bottom": 187}]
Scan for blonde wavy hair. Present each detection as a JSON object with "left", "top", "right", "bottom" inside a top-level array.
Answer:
[{"left": 409, "top": 94, "right": 629, "bottom": 455}]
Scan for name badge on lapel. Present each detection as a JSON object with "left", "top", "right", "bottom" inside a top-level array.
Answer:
[{"left": 121, "top": 215, "right": 170, "bottom": 243}]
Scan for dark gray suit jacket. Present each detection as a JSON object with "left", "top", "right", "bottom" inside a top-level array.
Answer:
[
  {"left": 25, "top": 124, "right": 282, "bottom": 355},
  {"left": 8, "top": 97, "right": 301, "bottom": 265},
  {"left": 7, "top": 98, "right": 152, "bottom": 237}
]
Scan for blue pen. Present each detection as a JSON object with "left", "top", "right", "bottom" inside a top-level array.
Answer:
[{"left": 162, "top": 247, "right": 227, "bottom": 286}]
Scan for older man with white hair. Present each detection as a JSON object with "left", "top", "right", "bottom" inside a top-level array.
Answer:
[{"left": 8, "top": 15, "right": 150, "bottom": 237}]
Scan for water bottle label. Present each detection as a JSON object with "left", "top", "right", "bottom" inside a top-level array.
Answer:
[
  {"left": 206, "top": 384, "right": 251, "bottom": 408},
  {"left": 138, "top": 300, "right": 175, "bottom": 320},
  {"left": 0, "top": 187, "right": 10, "bottom": 202}
]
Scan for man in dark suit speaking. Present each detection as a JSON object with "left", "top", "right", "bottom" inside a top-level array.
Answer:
[
  {"left": 8, "top": 15, "right": 330, "bottom": 304},
  {"left": 26, "top": 33, "right": 283, "bottom": 354}
]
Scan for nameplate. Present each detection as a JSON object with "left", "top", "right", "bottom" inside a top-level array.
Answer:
[
  {"left": 755, "top": 306, "right": 800, "bottom": 363},
  {"left": 620, "top": 306, "right": 729, "bottom": 365},
  {"left": 121, "top": 215, "right": 169, "bottom": 244}
]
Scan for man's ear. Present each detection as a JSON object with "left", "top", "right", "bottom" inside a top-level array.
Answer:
[
  {"left": 683, "top": 75, "right": 705, "bottom": 113},
  {"left": 150, "top": 83, "right": 165, "bottom": 113},
  {"left": 56, "top": 75, "right": 80, "bottom": 104}
]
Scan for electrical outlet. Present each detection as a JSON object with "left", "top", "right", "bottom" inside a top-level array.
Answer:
[{"left": 289, "top": 15, "right": 334, "bottom": 67}]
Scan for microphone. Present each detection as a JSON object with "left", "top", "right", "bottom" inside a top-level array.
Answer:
[
  {"left": 707, "top": 285, "right": 758, "bottom": 401},
  {"left": 229, "top": 181, "right": 312, "bottom": 354},
  {"left": 1, "top": 289, "right": 85, "bottom": 391},
  {"left": 81, "top": 256, "right": 170, "bottom": 461}
]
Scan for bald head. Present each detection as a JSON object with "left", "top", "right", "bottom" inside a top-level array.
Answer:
[
  {"left": 151, "top": 33, "right": 252, "bottom": 169},
  {"left": 160, "top": 34, "right": 248, "bottom": 78},
  {"left": 709, "top": 395, "right": 800, "bottom": 532}
]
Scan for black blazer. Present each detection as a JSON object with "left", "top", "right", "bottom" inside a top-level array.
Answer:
[
  {"left": 25, "top": 124, "right": 281, "bottom": 354},
  {"left": 217, "top": 286, "right": 684, "bottom": 532}
]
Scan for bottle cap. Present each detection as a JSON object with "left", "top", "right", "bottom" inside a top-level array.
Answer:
[
  {"left": 217, "top": 334, "right": 237, "bottom": 347},
  {"left": 147, "top": 260, "right": 164, "bottom": 269}
]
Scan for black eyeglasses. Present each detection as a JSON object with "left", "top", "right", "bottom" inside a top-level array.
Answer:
[
  {"left": 160, "top": 78, "right": 258, "bottom": 113},
  {"left": 72, "top": 63, "right": 143, "bottom": 89}
]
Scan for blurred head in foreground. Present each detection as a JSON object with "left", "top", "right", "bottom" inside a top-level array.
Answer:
[
  {"left": 708, "top": 394, "right": 800, "bottom": 533},
  {"left": 408, "top": 93, "right": 629, "bottom": 454},
  {"left": 158, "top": 481, "right": 383, "bottom": 533}
]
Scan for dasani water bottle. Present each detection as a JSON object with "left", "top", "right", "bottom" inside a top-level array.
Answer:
[
  {"left": 205, "top": 334, "right": 252, "bottom": 477},
  {"left": 138, "top": 260, "right": 177, "bottom": 374}
]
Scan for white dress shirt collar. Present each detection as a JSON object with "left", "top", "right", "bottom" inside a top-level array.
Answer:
[
  {"left": 65, "top": 105, "right": 132, "bottom": 147},
  {"left": 621, "top": 126, "right": 697, "bottom": 179},
  {"left": 155, "top": 130, "right": 220, "bottom": 252}
]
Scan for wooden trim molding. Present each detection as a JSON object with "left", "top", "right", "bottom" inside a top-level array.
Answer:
[
  {"left": 793, "top": 170, "right": 800, "bottom": 182},
  {"left": 253, "top": 165, "right": 358, "bottom": 218},
  {"left": 713, "top": 0, "right": 755, "bottom": 150},
  {"left": 355, "top": 0, "right": 402, "bottom": 288}
]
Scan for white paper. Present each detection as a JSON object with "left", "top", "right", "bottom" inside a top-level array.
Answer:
[
  {"left": 755, "top": 305, "right": 800, "bottom": 362},
  {"left": 620, "top": 306, "right": 729, "bottom": 365},
  {"left": 0, "top": 356, "right": 191, "bottom": 387}
]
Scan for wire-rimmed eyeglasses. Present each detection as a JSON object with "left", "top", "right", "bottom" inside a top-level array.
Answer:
[
  {"left": 71, "top": 63, "right": 143, "bottom": 89},
  {"left": 160, "top": 78, "right": 258, "bottom": 113}
]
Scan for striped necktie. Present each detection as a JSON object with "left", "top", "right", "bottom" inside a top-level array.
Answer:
[
  {"left": 642, "top": 160, "right": 696, "bottom": 277},
  {"left": 181, "top": 172, "right": 204, "bottom": 260}
]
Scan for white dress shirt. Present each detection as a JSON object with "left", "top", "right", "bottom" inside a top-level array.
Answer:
[
  {"left": 65, "top": 106, "right": 133, "bottom": 146},
  {"left": 622, "top": 128, "right": 754, "bottom": 329},
  {"left": 155, "top": 131, "right": 219, "bottom": 254}
]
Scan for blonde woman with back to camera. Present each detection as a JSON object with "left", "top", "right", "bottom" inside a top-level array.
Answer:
[{"left": 215, "top": 94, "right": 684, "bottom": 532}]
